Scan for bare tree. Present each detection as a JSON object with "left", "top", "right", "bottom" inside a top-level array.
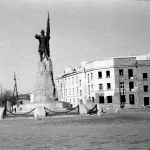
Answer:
[{"left": 0, "top": 89, "right": 17, "bottom": 107}]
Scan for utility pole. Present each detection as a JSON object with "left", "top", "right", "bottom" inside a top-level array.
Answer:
[{"left": 12, "top": 72, "right": 18, "bottom": 109}]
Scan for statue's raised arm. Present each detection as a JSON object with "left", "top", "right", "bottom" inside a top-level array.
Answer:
[{"left": 35, "top": 34, "right": 40, "bottom": 39}]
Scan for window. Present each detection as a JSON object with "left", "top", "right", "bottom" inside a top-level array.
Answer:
[
  {"left": 107, "top": 96, "right": 112, "bottom": 103},
  {"left": 77, "top": 98, "right": 79, "bottom": 104},
  {"left": 129, "top": 82, "right": 134, "bottom": 91},
  {"left": 98, "top": 71, "right": 102, "bottom": 78},
  {"left": 91, "top": 73, "right": 93, "bottom": 80},
  {"left": 73, "top": 98, "right": 75, "bottom": 105},
  {"left": 80, "top": 90, "right": 82, "bottom": 96},
  {"left": 76, "top": 76, "right": 78, "bottom": 83},
  {"left": 120, "top": 82, "right": 124, "bottom": 89},
  {"left": 128, "top": 69, "right": 133, "bottom": 79},
  {"left": 92, "top": 97, "right": 94, "bottom": 102},
  {"left": 72, "top": 77, "right": 74, "bottom": 84},
  {"left": 143, "top": 73, "right": 148, "bottom": 80},
  {"left": 119, "top": 69, "right": 124, "bottom": 76},
  {"left": 73, "top": 88, "right": 74, "bottom": 95},
  {"left": 88, "top": 74, "right": 89, "bottom": 83},
  {"left": 68, "top": 78, "right": 70, "bottom": 85},
  {"left": 89, "top": 96, "right": 91, "bottom": 101},
  {"left": 144, "top": 97, "right": 149, "bottom": 106},
  {"left": 77, "top": 87, "right": 78, "bottom": 94},
  {"left": 79, "top": 80, "right": 81, "bottom": 86},
  {"left": 91, "top": 84, "right": 93, "bottom": 91},
  {"left": 99, "top": 84, "right": 103, "bottom": 90},
  {"left": 99, "top": 96, "right": 104, "bottom": 103},
  {"left": 106, "top": 71, "right": 110, "bottom": 78},
  {"left": 129, "top": 94, "right": 135, "bottom": 104},
  {"left": 69, "top": 88, "right": 71, "bottom": 95},
  {"left": 144, "top": 85, "right": 148, "bottom": 92},
  {"left": 88, "top": 85, "right": 90, "bottom": 95},
  {"left": 66, "top": 89, "right": 67, "bottom": 96},
  {"left": 107, "top": 83, "right": 111, "bottom": 89}
]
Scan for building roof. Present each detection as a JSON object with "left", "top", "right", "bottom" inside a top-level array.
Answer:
[
  {"left": 56, "top": 53, "right": 150, "bottom": 79},
  {"left": 18, "top": 94, "right": 30, "bottom": 100}
]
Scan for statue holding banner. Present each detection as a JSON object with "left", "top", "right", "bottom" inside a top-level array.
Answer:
[{"left": 35, "top": 13, "right": 50, "bottom": 61}]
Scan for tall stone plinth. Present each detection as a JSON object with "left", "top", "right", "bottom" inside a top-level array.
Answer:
[
  {"left": 34, "top": 60, "right": 56, "bottom": 102},
  {"left": 18, "top": 59, "right": 71, "bottom": 112}
]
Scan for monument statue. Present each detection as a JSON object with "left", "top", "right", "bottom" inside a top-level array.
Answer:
[
  {"left": 34, "top": 13, "right": 57, "bottom": 102},
  {"left": 35, "top": 29, "right": 50, "bottom": 61},
  {"left": 14, "top": 13, "right": 71, "bottom": 114},
  {"left": 35, "top": 13, "right": 50, "bottom": 61}
]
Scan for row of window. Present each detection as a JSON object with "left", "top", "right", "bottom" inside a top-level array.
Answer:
[
  {"left": 119, "top": 70, "right": 149, "bottom": 80},
  {"left": 99, "top": 83, "right": 111, "bottom": 90},
  {"left": 99, "top": 82, "right": 149, "bottom": 92},
  {"left": 65, "top": 95, "right": 150, "bottom": 106},
  {"left": 99, "top": 94, "right": 135, "bottom": 104},
  {"left": 64, "top": 72, "right": 94, "bottom": 85},
  {"left": 65, "top": 82, "right": 149, "bottom": 96},
  {"left": 65, "top": 96, "right": 95, "bottom": 105},
  {"left": 98, "top": 69, "right": 148, "bottom": 80},
  {"left": 61, "top": 70, "right": 148, "bottom": 87},
  {"left": 98, "top": 71, "right": 110, "bottom": 78},
  {"left": 99, "top": 96, "right": 112, "bottom": 103},
  {"left": 120, "top": 82, "right": 149, "bottom": 92},
  {"left": 65, "top": 85, "right": 94, "bottom": 96},
  {"left": 64, "top": 76, "right": 78, "bottom": 85},
  {"left": 119, "top": 69, "right": 133, "bottom": 79},
  {"left": 65, "top": 88, "right": 83, "bottom": 96}
]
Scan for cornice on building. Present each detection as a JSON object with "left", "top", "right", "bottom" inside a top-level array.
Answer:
[{"left": 56, "top": 53, "right": 150, "bottom": 80}]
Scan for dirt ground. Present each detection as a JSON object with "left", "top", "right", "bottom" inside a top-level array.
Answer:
[{"left": 0, "top": 109, "right": 150, "bottom": 150}]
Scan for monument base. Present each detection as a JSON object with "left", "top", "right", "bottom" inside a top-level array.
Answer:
[{"left": 19, "top": 101, "right": 71, "bottom": 112}]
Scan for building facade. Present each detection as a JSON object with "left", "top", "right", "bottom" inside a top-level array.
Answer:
[{"left": 56, "top": 54, "right": 150, "bottom": 108}]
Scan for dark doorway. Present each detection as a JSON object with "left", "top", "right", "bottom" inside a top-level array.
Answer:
[
  {"left": 121, "top": 95, "right": 126, "bottom": 103},
  {"left": 129, "top": 94, "right": 135, "bottom": 104},
  {"left": 144, "top": 97, "right": 149, "bottom": 106},
  {"left": 120, "top": 95, "right": 126, "bottom": 108},
  {"left": 99, "top": 96, "right": 104, "bottom": 104},
  {"left": 107, "top": 96, "right": 112, "bottom": 103}
]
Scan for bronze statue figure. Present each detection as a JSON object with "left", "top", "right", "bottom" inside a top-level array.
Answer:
[
  {"left": 35, "top": 13, "right": 50, "bottom": 61},
  {"left": 35, "top": 29, "right": 50, "bottom": 61}
]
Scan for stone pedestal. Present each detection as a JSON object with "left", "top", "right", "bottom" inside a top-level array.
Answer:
[
  {"left": 34, "top": 60, "right": 56, "bottom": 102},
  {"left": 18, "top": 59, "right": 71, "bottom": 113}
]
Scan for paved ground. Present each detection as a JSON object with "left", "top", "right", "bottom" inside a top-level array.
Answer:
[{"left": 0, "top": 109, "right": 150, "bottom": 150}]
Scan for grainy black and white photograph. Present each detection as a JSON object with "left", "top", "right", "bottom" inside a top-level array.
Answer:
[{"left": 0, "top": 0, "right": 150, "bottom": 149}]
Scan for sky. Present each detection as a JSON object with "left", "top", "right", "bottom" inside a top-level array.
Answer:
[{"left": 0, "top": 0, "right": 150, "bottom": 94}]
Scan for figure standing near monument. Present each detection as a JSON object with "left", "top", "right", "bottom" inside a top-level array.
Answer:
[{"left": 35, "top": 13, "right": 50, "bottom": 61}]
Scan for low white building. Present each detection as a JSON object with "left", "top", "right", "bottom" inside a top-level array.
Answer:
[{"left": 56, "top": 53, "right": 150, "bottom": 108}]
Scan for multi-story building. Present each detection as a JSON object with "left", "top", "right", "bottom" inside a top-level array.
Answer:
[{"left": 56, "top": 53, "right": 150, "bottom": 108}]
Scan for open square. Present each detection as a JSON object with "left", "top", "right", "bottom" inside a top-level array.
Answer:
[{"left": 1, "top": 109, "right": 150, "bottom": 150}]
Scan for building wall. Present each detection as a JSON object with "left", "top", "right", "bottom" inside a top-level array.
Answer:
[
  {"left": 56, "top": 55, "right": 150, "bottom": 108},
  {"left": 136, "top": 60, "right": 150, "bottom": 106}
]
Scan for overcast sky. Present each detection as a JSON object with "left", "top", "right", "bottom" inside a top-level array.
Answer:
[{"left": 0, "top": 0, "right": 150, "bottom": 94}]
